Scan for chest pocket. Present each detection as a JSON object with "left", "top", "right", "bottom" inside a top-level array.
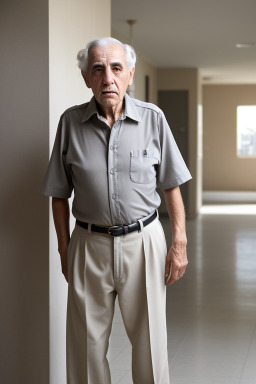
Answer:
[{"left": 130, "top": 149, "right": 159, "bottom": 184}]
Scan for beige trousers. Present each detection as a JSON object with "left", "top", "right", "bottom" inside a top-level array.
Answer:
[{"left": 66, "top": 217, "right": 170, "bottom": 384}]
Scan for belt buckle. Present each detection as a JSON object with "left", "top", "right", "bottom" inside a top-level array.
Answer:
[{"left": 108, "top": 225, "right": 119, "bottom": 237}]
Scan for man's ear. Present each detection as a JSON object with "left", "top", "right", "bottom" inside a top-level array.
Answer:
[
  {"left": 128, "top": 66, "right": 135, "bottom": 86},
  {"left": 81, "top": 70, "right": 91, "bottom": 88}
]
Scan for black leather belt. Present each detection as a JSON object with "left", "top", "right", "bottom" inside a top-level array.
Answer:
[{"left": 76, "top": 211, "right": 157, "bottom": 237}]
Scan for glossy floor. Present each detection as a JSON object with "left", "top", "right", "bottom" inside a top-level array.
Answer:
[{"left": 107, "top": 206, "right": 256, "bottom": 384}]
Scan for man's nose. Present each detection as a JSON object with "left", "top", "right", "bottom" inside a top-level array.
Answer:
[{"left": 103, "top": 67, "right": 114, "bottom": 85}]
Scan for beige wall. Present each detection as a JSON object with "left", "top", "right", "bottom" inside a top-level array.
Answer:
[
  {"left": 134, "top": 53, "right": 158, "bottom": 104},
  {"left": 158, "top": 69, "right": 202, "bottom": 218},
  {"left": 0, "top": 1, "right": 49, "bottom": 383},
  {"left": 49, "top": 1, "right": 111, "bottom": 383},
  {"left": 203, "top": 85, "right": 256, "bottom": 190}
]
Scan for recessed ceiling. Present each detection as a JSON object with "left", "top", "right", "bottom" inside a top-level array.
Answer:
[{"left": 111, "top": 0, "right": 256, "bottom": 84}]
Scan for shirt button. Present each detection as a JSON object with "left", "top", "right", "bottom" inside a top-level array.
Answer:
[
  {"left": 110, "top": 168, "right": 114, "bottom": 175},
  {"left": 112, "top": 194, "right": 116, "bottom": 199},
  {"left": 110, "top": 145, "right": 113, "bottom": 150}
]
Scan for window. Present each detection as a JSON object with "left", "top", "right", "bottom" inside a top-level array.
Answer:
[{"left": 237, "top": 106, "right": 256, "bottom": 156}]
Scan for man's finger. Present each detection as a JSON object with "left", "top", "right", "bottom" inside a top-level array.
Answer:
[
  {"left": 165, "top": 261, "right": 172, "bottom": 284},
  {"left": 178, "top": 266, "right": 186, "bottom": 278},
  {"left": 167, "top": 265, "right": 179, "bottom": 285},
  {"left": 165, "top": 257, "right": 171, "bottom": 278}
]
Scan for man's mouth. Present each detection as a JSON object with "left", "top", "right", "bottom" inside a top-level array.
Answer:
[{"left": 102, "top": 90, "right": 118, "bottom": 95}]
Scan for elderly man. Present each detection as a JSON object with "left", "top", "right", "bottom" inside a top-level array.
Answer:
[{"left": 41, "top": 37, "right": 191, "bottom": 384}]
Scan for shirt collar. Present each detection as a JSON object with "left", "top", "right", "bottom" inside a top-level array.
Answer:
[
  {"left": 81, "top": 93, "right": 142, "bottom": 123},
  {"left": 123, "top": 93, "right": 142, "bottom": 123},
  {"left": 82, "top": 96, "right": 98, "bottom": 122}
]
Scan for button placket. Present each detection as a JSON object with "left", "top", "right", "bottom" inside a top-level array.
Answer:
[{"left": 108, "top": 121, "right": 122, "bottom": 225}]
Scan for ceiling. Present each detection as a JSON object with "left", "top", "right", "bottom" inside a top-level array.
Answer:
[{"left": 111, "top": 0, "right": 256, "bottom": 84}]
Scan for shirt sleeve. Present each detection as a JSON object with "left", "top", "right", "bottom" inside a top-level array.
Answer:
[
  {"left": 156, "top": 110, "right": 192, "bottom": 190},
  {"left": 40, "top": 113, "right": 73, "bottom": 198}
]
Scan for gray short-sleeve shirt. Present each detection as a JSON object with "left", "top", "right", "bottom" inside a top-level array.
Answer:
[{"left": 41, "top": 93, "right": 192, "bottom": 226}]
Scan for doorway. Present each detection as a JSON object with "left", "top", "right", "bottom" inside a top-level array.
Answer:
[{"left": 158, "top": 90, "right": 189, "bottom": 214}]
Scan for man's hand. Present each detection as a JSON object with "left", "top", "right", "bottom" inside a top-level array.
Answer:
[
  {"left": 165, "top": 240, "right": 188, "bottom": 285},
  {"left": 163, "top": 186, "right": 188, "bottom": 286}
]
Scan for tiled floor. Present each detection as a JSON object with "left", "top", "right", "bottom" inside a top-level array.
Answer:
[{"left": 107, "top": 206, "right": 256, "bottom": 383}]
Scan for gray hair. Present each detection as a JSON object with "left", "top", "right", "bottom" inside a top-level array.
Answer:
[{"left": 77, "top": 37, "right": 136, "bottom": 72}]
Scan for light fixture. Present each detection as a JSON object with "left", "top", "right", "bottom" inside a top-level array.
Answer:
[
  {"left": 127, "top": 19, "right": 136, "bottom": 45},
  {"left": 236, "top": 42, "right": 256, "bottom": 48}
]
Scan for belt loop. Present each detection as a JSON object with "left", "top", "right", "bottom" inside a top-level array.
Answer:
[
  {"left": 156, "top": 209, "right": 159, "bottom": 220},
  {"left": 88, "top": 223, "right": 92, "bottom": 235},
  {"left": 138, "top": 219, "right": 144, "bottom": 232}
]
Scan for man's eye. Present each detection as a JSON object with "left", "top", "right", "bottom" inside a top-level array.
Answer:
[
  {"left": 113, "top": 67, "right": 121, "bottom": 72},
  {"left": 93, "top": 67, "right": 103, "bottom": 72}
]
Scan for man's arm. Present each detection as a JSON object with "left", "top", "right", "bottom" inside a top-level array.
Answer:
[
  {"left": 163, "top": 186, "right": 188, "bottom": 286},
  {"left": 52, "top": 197, "right": 70, "bottom": 282}
]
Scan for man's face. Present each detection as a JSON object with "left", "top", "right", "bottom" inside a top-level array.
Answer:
[{"left": 83, "top": 43, "right": 135, "bottom": 112}]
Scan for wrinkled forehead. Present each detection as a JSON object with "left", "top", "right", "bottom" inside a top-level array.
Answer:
[{"left": 88, "top": 43, "right": 127, "bottom": 67}]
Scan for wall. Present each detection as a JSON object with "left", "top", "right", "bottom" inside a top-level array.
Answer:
[
  {"left": 0, "top": 1, "right": 49, "bottom": 383},
  {"left": 158, "top": 68, "right": 202, "bottom": 218},
  {"left": 134, "top": 53, "right": 158, "bottom": 104},
  {"left": 49, "top": 1, "right": 111, "bottom": 383},
  {"left": 203, "top": 85, "right": 256, "bottom": 190}
]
